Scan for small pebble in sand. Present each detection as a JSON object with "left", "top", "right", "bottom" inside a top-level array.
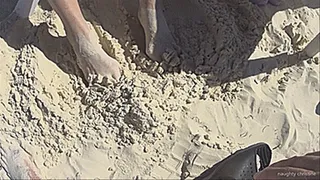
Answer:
[
  {"left": 307, "top": 59, "right": 313, "bottom": 64},
  {"left": 207, "top": 142, "right": 213, "bottom": 148},
  {"left": 182, "top": 171, "right": 190, "bottom": 179},
  {"left": 151, "top": 157, "right": 157, "bottom": 162},
  {"left": 216, "top": 143, "right": 221, "bottom": 149},
  {"left": 194, "top": 140, "right": 201, "bottom": 147},
  {"left": 143, "top": 146, "right": 148, "bottom": 153},
  {"left": 313, "top": 57, "right": 319, "bottom": 65},
  {"left": 200, "top": 94, "right": 209, "bottom": 100},
  {"left": 66, "top": 150, "right": 72, "bottom": 157},
  {"left": 108, "top": 167, "right": 114, "bottom": 171},
  {"left": 128, "top": 135, "right": 136, "bottom": 144},
  {"left": 203, "top": 86, "right": 209, "bottom": 94},
  {"left": 43, "top": 160, "right": 50, "bottom": 167},
  {"left": 167, "top": 124, "right": 176, "bottom": 135},
  {"left": 186, "top": 99, "right": 192, "bottom": 104},
  {"left": 191, "top": 134, "right": 201, "bottom": 142},
  {"left": 169, "top": 135, "right": 174, "bottom": 140},
  {"left": 278, "top": 84, "right": 286, "bottom": 92},
  {"left": 204, "top": 134, "right": 210, "bottom": 140}
]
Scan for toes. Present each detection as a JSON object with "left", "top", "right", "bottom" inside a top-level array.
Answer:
[
  {"left": 87, "top": 73, "right": 99, "bottom": 86},
  {"left": 86, "top": 71, "right": 120, "bottom": 86},
  {"left": 76, "top": 48, "right": 121, "bottom": 86},
  {"left": 105, "top": 72, "right": 120, "bottom": 85},
  {"left": 111, "top": 68, "right": 121, "bottom": 82},
  {"left": 98, "top": 76, "right": 115, "bottom": 86},
  {"left": 106, "top": 76, "right": 117, "bottom": 85},
  {"left": 76, "top": 58, "right": 91, "bottom": 83},
  {"left": 91, "top": 73, "right": 118, "bottom": 86},
  {"left": 93, "top": 74, "right": 115, "bottom": 85},
  {"left": 101, "top": 63, "right": 122, "bottom": 85},
  {"left": 162, "top": 48, "right": 181, "bottom": 67}
]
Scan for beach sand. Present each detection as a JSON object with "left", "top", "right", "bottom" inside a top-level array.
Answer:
[{"left": 0, "top": 0, "right": 319, "bottom": 179}]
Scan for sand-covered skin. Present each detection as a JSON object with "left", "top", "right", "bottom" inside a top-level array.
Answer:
[{"left": 0, "top": 0, "right": 319, "bottom": 179}]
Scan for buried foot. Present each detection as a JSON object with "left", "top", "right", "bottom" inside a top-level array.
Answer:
[
  {"left": 47, "top": 0, "right": 121, "bottom": 85},
  {"left": 0, "top": 142, "right": 41, "bottom": 179},
  {"left": 73, "top": 26, "right": 121, "bottom": 84},
  {"left": 138, "top": 0, "right": 180, "bottom": 66}
]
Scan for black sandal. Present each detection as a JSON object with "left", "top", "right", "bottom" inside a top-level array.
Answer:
[{"left": 194, "top": 142, "right": 272, "bottom": 180}]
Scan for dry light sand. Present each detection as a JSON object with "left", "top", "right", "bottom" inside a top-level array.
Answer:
[{"left": 0, "top": 0, "right": 319, "bottom": 179}]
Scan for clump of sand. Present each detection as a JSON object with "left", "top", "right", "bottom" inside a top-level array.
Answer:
[{"left": 0, "top": 0, "right": 319, "bottom": 179}]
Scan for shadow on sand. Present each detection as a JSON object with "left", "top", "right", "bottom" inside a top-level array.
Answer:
[{"left": 0, "top": 0, "right": 318, "bottom": 87}]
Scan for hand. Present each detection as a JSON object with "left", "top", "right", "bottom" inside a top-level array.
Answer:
[{"left": 254, "top": 152, "right": 320, "bottom": 180}]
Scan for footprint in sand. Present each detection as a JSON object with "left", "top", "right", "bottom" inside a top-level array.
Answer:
[{"left": 0, "top": 142, "right": 41, "bottom": 179}]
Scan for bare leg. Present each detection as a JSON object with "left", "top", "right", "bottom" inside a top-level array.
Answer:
[
  {"left": 137, "top": 0, "right": 281, "bottom": 63},
  {"left": 138, "top": 0, "right": 177, "bottom": 62},
  {"left": 14, "top": 0, "right": 40, "bottom": 18},
  {"left": 47, "top": 0, "right": 121, "bottom": 84}
]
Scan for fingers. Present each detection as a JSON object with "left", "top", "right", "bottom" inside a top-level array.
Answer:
[
  {"left": 254, "top": 167, "right": 319, "bottom": 180},
  {"left": 270, "top": 155, "right": 320, "bottom": 172}
]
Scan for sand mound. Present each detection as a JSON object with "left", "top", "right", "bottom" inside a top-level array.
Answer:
[{"left": 0, "top": 0, "right": 319, "bottom": 179}]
